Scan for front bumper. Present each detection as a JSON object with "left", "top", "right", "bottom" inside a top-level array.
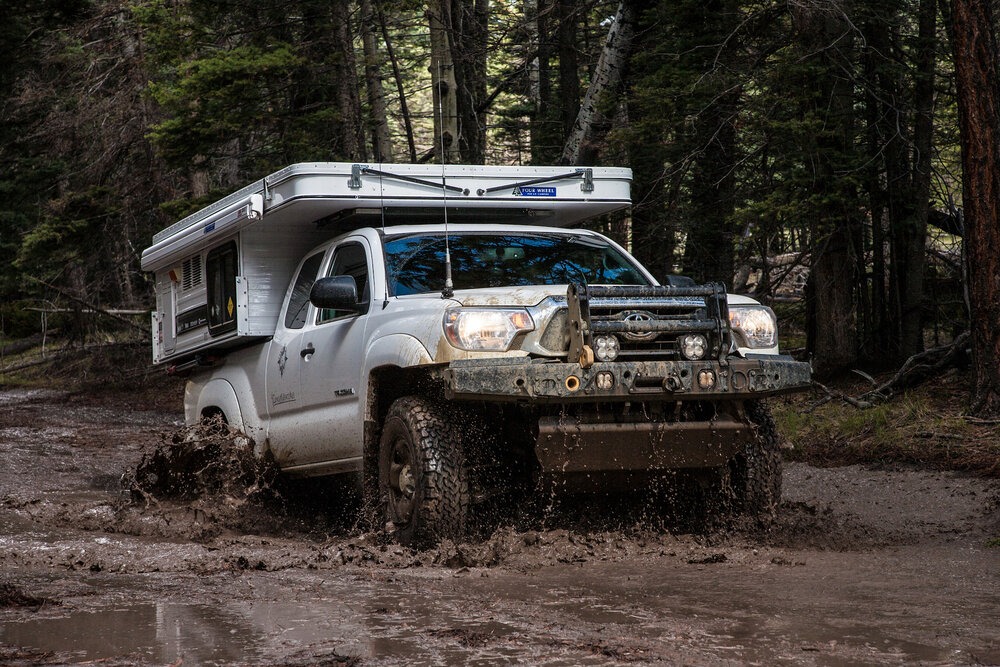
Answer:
[{"left": 444, "top": 355, "right": 811, "bottom": 403}]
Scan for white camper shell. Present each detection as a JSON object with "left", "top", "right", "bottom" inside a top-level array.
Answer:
[{"left": 140, "top": 162, "right": 632, "bottom": 365}]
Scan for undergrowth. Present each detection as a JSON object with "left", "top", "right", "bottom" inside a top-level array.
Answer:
[{"left": 773, "top": 369, "right": 1000, "bottom": 477}]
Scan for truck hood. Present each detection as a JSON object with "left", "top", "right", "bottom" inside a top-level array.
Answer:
[
  {"left": 452, "top": 286, "right": 564, "bottom": 308},
  {"left": 453, "top": 286, "right": 765, "bottom": 308}
]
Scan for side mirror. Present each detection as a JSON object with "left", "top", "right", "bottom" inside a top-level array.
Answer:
[{"left": 310, "top": 276, "right": 359, "bottom": 311}]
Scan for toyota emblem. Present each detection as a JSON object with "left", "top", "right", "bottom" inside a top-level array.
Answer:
[{"left": 622, "top": 311, "right": 658, "bottom": 341}]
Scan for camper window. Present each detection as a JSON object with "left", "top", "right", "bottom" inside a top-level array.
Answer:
[{"left": 206, "top": 242, "right": 238, "bottom": 336}]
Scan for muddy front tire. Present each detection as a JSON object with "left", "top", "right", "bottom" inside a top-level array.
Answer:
[
  {"left": 379, "top": 396, "right": 470, "bottom": 547},
  {"left": 730, "top": 400, "right": 782, "bottom": 520}
]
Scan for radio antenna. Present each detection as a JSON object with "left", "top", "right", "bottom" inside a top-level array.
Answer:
[
  {"left": 438, "top": 63, "right": 454, "bottom": 299},
  {"left": 378, "top": 163, "right": 390, "bottom": 309}
]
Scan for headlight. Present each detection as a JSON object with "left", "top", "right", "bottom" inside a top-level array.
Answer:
[
  {"left": 729, "top": 305, "right": 777, "bottom": 349},
  {"left": 443, "top": 308, "right": 534, "bottom": 351}
]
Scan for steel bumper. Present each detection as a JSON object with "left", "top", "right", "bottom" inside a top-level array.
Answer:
[{"left": 444, "top": 356, "right": 811, "bottom": 402}]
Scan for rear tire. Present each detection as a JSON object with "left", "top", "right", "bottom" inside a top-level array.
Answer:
[{"left": 379, "top": 396, "right": 469, "bottom": 547}]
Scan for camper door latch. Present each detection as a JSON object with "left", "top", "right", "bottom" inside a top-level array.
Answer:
[{"left": 576, "top": 168, "right": 594, "bottom": 193}]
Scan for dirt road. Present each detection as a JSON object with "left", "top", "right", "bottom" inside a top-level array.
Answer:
[{"left": 1, "top": 388, "right": 999, "bottom": 665}]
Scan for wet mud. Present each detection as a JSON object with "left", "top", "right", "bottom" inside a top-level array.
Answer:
[{"left": 1, "top": 387, "right": 999, "bottom": 665}]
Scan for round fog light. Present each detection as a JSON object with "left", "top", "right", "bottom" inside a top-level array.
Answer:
[
  {"left": 679, "top": 334, "right": 708, "bottom": 361},
  {"left": 594, "top": 335, "right": 620, "bottom": 362}
]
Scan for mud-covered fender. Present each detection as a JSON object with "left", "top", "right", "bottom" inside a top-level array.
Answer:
[
  {"left": 365, "top": 334, "right": 433, "bottom": 370},
  {"left": 185, "top": 377, "right": 246, "bottom": 428}
]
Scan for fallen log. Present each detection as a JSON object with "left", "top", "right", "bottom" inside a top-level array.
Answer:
[{"left": 808, "top": 332, "right": 971, "bottom": 410}]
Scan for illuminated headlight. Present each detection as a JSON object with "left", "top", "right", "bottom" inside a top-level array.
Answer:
[
  {"left": 729, "top": 305, "right": 778, "bottom": 349},
  {"left": 443, "top": 308, "right": 534, "bottom": 352},
  {"left": 679, "top": 333, "right": 708, "bottom": 360},
  {"left": 594, "top": 335, "right": 620, "bottom": 362}
]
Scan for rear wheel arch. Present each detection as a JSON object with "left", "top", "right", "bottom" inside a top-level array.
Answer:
[{"left": 191, "top": 378, "right": 245, "bottom": 430}]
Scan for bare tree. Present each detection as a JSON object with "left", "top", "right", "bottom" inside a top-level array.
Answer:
[
  {"left": 333, "top": 2, "right": 367, "bottom": 160},
  {"left": 428, "top": 1, "right": 461, "bottom": 163},
  {"left": 560, "top": 1, "right": 633, "bottom": 165}
]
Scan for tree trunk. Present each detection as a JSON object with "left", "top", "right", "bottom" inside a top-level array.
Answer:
[
  {"left": 333, "top": 2, "right": 366, "bottom": 161},
  {"left": 681, "top": 86, "right": 739, "bottom": 286},
  {"left": 894, "top": 0, "right": 936, "bottom": 359},
  {"left": 557, "top": 0, "right": 580, "bottom": 138},
  {"left": 678, "top": 0, "right": 740, "bottom": 287},
  {"left": 449, "top": 0, "right": 489, "bottom": 163},
  {"left": 360, "top": 0, "right": 394, "bottom": 162},
  {"left": 428, "top": 1, "right": 460, "bottom": 163},
  {"left": 560, "top": 0, "right": 633, "bottom": 165},
  {"left": 951, "top": 0, "right": 1000, "bottom": 415},
  {"left": 530, "top": 0, "right": 562, "bottom": 164},
  {"left": 794, "top": 1, "right": 861, "bottom": 376}
]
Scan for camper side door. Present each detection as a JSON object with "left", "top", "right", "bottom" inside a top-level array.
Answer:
[{"left": 265, "top": 238, "right": 371, "bottom": 473}]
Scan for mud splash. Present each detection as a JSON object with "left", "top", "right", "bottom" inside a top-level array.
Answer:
[{"left": 124, "top": 419, "right": 275, "bottom": 502}]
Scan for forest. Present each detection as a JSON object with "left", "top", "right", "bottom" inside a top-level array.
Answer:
[{"left": 2, "top": 0, "right": 1000, "bottom": 412}]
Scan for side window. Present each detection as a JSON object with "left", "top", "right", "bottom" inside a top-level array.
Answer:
[
  {"left": 318, "top": 242, "right": 370, "bottom": 324},
  {"left": 284, "top": 252, "right": 324, "bottom": 330},
  {"left": 206, "top": 242, "right": 238, "bottom": 336}
]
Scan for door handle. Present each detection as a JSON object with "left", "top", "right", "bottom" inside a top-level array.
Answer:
[{"left": 300, "top": 344, "right": 316, "bottom": 359}]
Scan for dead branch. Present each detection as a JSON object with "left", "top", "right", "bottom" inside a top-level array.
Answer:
[
  {"left": 862, "top": 332, "right": 970, "bottom": 403},
  {"left": 808, "top": 380, "right": 873, "bottom": 411},
  {"left": 807, "top": 332, "right": 971, "bottom": 411},
  {"left": 26, "top": 276, "right": 149, "bottom": 335}
]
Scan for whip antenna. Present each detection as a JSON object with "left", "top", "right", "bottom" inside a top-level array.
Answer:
[{"left": 438, "top": 62, "right": 454, "bottom": 299}]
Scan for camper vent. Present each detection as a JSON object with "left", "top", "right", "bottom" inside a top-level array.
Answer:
[{"left": 182, "top": 256, "right": 203, "bottom": 291}]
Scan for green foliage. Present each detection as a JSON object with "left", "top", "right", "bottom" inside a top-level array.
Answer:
[
  {"left": 147, "top": 45, "right": 303, "bottom": 165},
  {"left": 15, "top": 187, "right": 116, "bottom": 281}
]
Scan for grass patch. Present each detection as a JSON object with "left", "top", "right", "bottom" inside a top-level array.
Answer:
[{"left": 773, "top": 369, "right": 1000, "bottom": 477}]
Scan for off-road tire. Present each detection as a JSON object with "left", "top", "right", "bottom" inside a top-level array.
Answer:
[
  {"left": 729, "top": 400, "right": 782, "bottom": 521},
  {"left": 379, "top": 396, "right": 470, "bottom": 547}
]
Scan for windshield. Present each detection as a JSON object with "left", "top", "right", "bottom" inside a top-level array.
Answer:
[{"left": 383, "top": 232, "right": 650, "bottom": 296}]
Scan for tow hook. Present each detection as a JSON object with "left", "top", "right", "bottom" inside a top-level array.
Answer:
[{"left": 664, "top": 374, "right": 683, "bottom": 392}]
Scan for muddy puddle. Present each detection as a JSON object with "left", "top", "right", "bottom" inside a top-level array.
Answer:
[{"left": 2, "top": 389, "right": 1000, "bottom": 665}]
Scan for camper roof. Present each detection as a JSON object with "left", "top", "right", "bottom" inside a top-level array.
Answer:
[{"left": 141, "top": 162, "right": 631, "bottom": 272}]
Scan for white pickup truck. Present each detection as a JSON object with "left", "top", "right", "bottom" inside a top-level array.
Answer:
[{"left": 142, "top": 163, "right": 811, "bottom": 545}]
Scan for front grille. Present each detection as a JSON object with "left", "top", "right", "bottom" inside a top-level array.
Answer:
[
  {"left": 591, "top": 299, "right": 707, "bottom": 358},
  {"left": 560, "top": 283, "right": 731, "bottom": 362}
]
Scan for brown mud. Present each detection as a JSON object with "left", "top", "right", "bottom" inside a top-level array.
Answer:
[{"left": 1, "top": 387, "right": 999, "bottom": 665}]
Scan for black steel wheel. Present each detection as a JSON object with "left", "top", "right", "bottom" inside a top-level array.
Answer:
[{"left": 379, "top": 396, "right": 469, "bottom": 546}]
